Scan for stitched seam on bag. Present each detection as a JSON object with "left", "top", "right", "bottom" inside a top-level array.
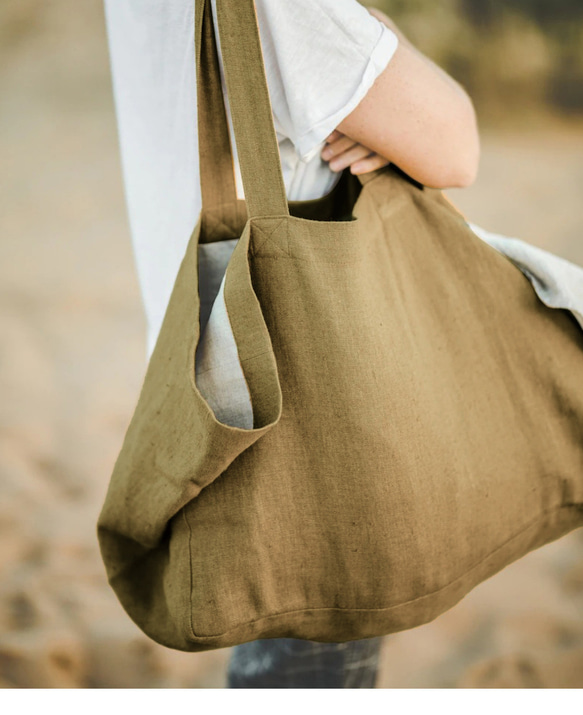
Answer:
[
  {"left": 204, "top": 213, "right": 240, "bottom": 243},
  {"left": 252, "top": 219, "right": 289, "bottom": 256},
  {"left": 206, "top": 216, "right": 237, "bottom": 236},
  {"left": 252, "top": 219, "right": 287, "bottom": 253},
  {"left": 185, "top": 503, "right": 580, "bottom": 641},
  {"left": 182, "top": 508, "right": 196, "bottom": 644}
]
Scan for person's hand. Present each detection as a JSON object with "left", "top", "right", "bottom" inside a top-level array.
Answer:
[{"left": 320, "top": 130, "right": 391, "bottom": 175}]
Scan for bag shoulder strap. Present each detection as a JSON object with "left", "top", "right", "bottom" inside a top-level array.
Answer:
[
  {"left": 195, "top": 0, "right": 289, "bottom": 219},
  {"left": 195, "top": 0, "right": 238, "bottom": 214}
]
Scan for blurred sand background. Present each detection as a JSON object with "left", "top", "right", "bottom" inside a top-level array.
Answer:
[{"left": 1, "top": 0, "right": 583, "bottom": 688}]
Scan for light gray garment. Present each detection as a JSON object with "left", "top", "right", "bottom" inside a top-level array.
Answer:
[
  {"left": 195, "top": 239, "right": 253, "bottom": 429},
  {"left": 468, "top": 222, "right": 583, "bottom": 329}
]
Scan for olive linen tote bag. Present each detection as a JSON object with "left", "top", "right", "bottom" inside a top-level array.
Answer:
[{"left": 97, "top": 0, "right": 583, "bottom": 652}]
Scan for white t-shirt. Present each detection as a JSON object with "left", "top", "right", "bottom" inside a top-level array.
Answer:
[{"left": 103, "top": 0, "right": 399, "bottom": 359}]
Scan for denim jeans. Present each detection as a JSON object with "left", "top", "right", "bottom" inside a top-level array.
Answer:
[{"left": 227, "top": 636, "right": 384, "bottom": 688}]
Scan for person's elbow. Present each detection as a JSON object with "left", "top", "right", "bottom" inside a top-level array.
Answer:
[
  {"left": 434, "top": 146, "right": 480, "bottom": 190},
  {"left": 337, "top": 43, "right": 482, "bottom": 191},
  {"left": 445, "top": 99, "right": 481, "bottom": 188},
  {"left": 449, "top": 159, "right": 479, "bottom": 189},
  {"left": 422, "top": 97, "right": 481, "bottom": 190}
]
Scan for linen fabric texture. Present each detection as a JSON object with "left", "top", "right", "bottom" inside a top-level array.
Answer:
[
  {"left": 97, "top": 0, "right": 583, "bottom": 652},
  {"left": 103, "top": 0, "right": 399, "bottom": 361}
]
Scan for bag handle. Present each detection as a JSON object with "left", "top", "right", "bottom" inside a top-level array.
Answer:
[
  {"left": 195, "top": 0, "right": 289, "bottom": 219},
  {"left": 195, "top": 0, "right": 239, "bottom": 215}
]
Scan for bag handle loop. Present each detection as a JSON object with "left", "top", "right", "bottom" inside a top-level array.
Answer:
[{"left": 195, "top": 0, "right": 289, "bottom": 219}]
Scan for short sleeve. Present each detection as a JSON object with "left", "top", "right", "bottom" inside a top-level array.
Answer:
[{"left": 255, "top": 0, "right": 399, "bottom": 162}]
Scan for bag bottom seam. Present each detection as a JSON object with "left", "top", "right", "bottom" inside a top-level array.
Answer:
[{"left": 184, "top": 502, "right": 582, "bottom": 642}]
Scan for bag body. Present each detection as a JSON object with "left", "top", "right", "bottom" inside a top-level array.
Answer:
[{"left": 98, "top": 0, "right": 583, "bottom": 652}]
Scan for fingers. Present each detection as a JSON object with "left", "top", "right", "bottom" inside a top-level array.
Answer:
[
  {"left": 321, "top": 130, "right": 390, "bottom": 175},
  {"left": 324, "top": 130, "right": 343, "bottom": 144},
  {"left": 349, "top": 153, "right": 390, "bottom": 175},
  {"left": 328, "top": 144, "right": 377, "bottom": 172},
  {"left": 321, "top": 133, "right": 358, "bottom": 163}
]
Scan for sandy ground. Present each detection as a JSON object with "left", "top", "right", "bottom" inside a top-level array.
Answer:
[{"left": 1, "top": 2, "right": 583, "bottom": 689}]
